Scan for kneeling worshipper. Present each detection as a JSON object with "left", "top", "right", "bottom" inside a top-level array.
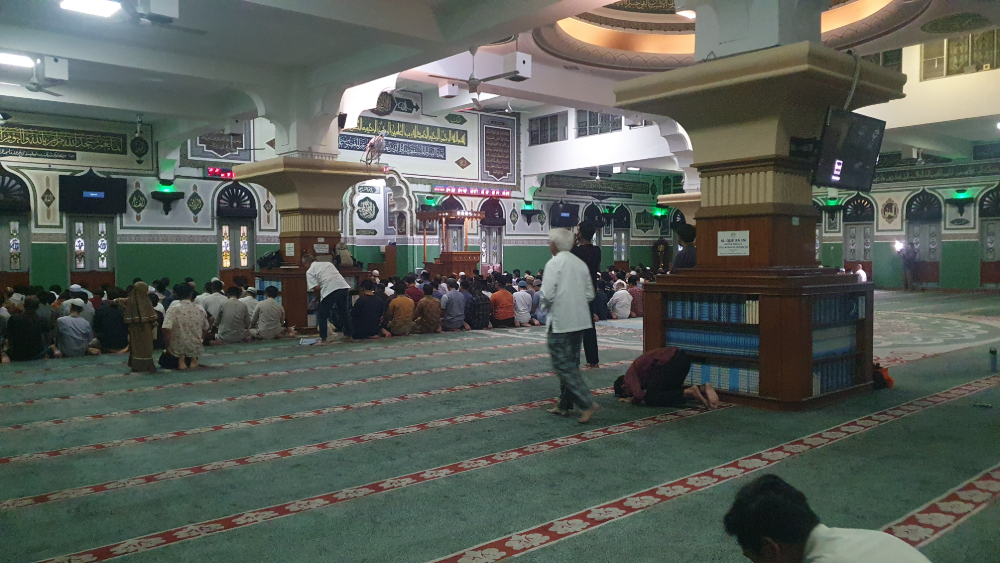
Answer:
[
  {"left": 351, "top": 279, "right": 386, "bottom": 340},
  {"left": 93, "top": 289, "right": 130, "bottom": 353},
  {"left": 513, "top": 280, "right": 538, "bottom": 327},
  {"left": 382, "top": 290, "right": 414, "bottom": 337},
  {"left": 439, "top": 278, "right": 465, "bottom": 331},
  {"left": 121, "top": 282, "right": 159, "bottom": 372},
  {"left": 613, "top": 347, "right": 720, "bottom": 409},
  {"left": 607, "top": 280, "right": 633, "bottom": 320},
  {"left": 489, "top": 279, "right": 515, "bottom": 328},
  {"left": 239, "top": 287, "right": 259, "bottom": 316},
  {"left": 2, "top": 296, "right": 50, "bottom": 363},
  {"left": 413, "top": 283, "right": 442, "bottom": 334},
  {"left": 464, "top": 281, "right": 491, "bottom": 330},
  {"left": 55, "top": 298, "right": 98, "bottom": 358},
  {"left": 216, "top": 286, "right": 252, "bottom": 344},
  {"left": 251, "top": 286, "right": 294, "bottom": 340},
  {"left": 161, "top": 284, "right": 210, "bottom": 369}
]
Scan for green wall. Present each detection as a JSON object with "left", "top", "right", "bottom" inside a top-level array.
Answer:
[
  {"left": 117, "top": 244, "right": 218, "bottom": 287},
  {"left": 30, "top": 243, "right": 69, "bottom": 289},
  {"left": 503, "top": 246, "right": 552, "bottom": 274},
  {"left": 821, "top": 242, "right": 842, "bottom": 268},
  {"left": 940, "top": 240, "right": 980, "bottom": 289},
  {"left": 873, "top": 241, "right": 903, "bottom": 289},
  {"left": 630, "top": 245, "right": 654, "bottom": 270},
  {"left": 350, "top": 245, "right": 385, "bottom": 269},
  {"left": 258, "top": 244, "right": 279, "bottom": 259}
]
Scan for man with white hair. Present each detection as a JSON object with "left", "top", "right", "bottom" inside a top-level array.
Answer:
[{"left": 539, "top": 228, "right": 599, "bottom": 423}]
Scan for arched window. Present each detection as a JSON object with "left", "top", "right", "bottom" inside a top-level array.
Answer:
[
  {"left": 583, "top": 203, "right": 604, "bottom": 228},
  {"left": 0, "top": 165, "right": 30, "bottom": 213},
  {"left": 906, "top": 190, "right": 942, "bottom": 222},
  {"left": 612, "top": 205, "right": 631, "bottom": 229},
  {"left": 842, "top": 194, "right": 875, "bottom": 223},
  {"left": 980, "top": 184, "right": 1000, "bottom": 218},
  {"left": 480, "top": 198, "right": 505, "bottom": 227},
  {"left": 216, "top": 182, "right": 258, "bottom": 218},
  {"left": 0, "top": 164, "right": 30, "bottom": 280}
]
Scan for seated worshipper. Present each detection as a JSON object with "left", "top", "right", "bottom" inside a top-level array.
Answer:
[
  {"left": 489, "top": 279, "right": 516, "bottom": 328},
  {"left": 62, "top": 284, "right": 96, "bottom": 324},
  {"left": 2, "top": 296, "right": 49, "bottom": 362},
  {"left": 439, "top": 278, "right": 465, "bottom": 331},
  {"left": 149, "top": 294, "right": 165, "bottom": 350},
  {"left": 54, "top": 298, "right": 99, "bottom": 358},
  {"left": 530, "top": 279, "right": 547, "bottom": 325},
  {"left": 92, "top": 290, "right": 130, "bottom": 353},
  {"left": 607, "top": 280, "right": 634, "bottom": 320},
  {"left": 724, "top": 474, "right": 932, "bottom": 563},
  {"left": 405, "top": 273, "right": 424, "bottom": 305},
  {"left": 464, "top": 281, "right": 492, "bottom": 330},
  {"left": 592, "top": 281, "right": 612, "bottom": 321},
  {"left": 351, "top": 279, "right": 385, "bottom": 340},
  {"left": 374, "top": 283, "right": 391, "bottom": 310},
  {"left": 382, "top": 291, "right": 414, "bottom": 337},
  {"left": 513, "top": 280, "right": 539, "bottom": 327},
  {"left": 853, "top": 263, "right": 868, "bottom": 283},
  {"left": 670, "top": 223, "right": 697, "bottom": 272},
  {"left": 627, "top": 275, "right": 643, "bottom": 317},
  {"left": 251, "top": 286, "right": 295, "bottom": 340},
  {"left": 121, "top": 282, "right": 159, "bottom": 372},
  {"left": 613, "top": 347, "right": 720, "bottom": 408},
  {"left": 201, "top": 280, "right": 228, "bottom": 327},
  {"left": 215, "top": 286, "right": 252, "bottom": 344},
  {"left": 161, "top": 284, "right": 210, "bottom": 369},
  {"left": 239, "top": 287, "right": 259, "bottom": 316},
  {"left": 413, "top": 283, "right": 442, "bottom": 334}
]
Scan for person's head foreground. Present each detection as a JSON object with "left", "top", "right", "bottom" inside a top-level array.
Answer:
[{"left": 724, "top": 474, "right": 819, "bottom": 563}]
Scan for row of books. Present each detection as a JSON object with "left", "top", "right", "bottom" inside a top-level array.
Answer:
[
  {"left": 687, "top": 362, "right": 760, "bottom": 395},
  {"left": 812, "top": 357, "right": 857, "bottom": 395},
  {"left": 812, "top": 294, "right": 865, "bottom": 325},
  {"left": 666, "top": 328, "right": 760, "bottom": 358},
  {"left": 666, "top": 293, "right": 761, "bottom": 324},
  {"left": 812, "top": 326, "right": 858, "bottom": 359}
]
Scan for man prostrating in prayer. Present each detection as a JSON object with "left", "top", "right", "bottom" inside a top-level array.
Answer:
[{"left": 613, "top": 347, "right": 720, "bottom": 409}]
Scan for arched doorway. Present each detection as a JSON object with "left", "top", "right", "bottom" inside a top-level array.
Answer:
[
  {"left": 583, "top": 203, "right": 604, "bottom": 245},
  {"left": 479, "top": 198, "right": 505, "bottom": 273},
  {"left": 439, "top": 196, "right": 465, "bottom": 253},
  {"left": 216, "top": 182, "right": 257, "bottom": 288},
  {"left": 905, "top": 190, "right": 943, "bottom": 288},
  {"left": 842, "top": 193, "right": 875, "bottom": 279},
  {"left": 0, "top": 164, "right": 31, "bottom": 288},
  {"left": 612, "top": 205, "right": 631, "bottom": 269},
  {"left": 979, "top": 184, "right": 1000, "bottom": 286}
]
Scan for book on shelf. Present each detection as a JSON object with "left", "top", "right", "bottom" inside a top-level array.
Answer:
[{"left": 666, "top": 293, "right": 759, "bottom": 325}]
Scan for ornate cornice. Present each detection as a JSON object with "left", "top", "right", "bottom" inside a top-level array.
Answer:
[
  {"left": 873, "top": 161, "right": 1000, "bottom": 185},
  {"left": 532, "top": 25, "right": 693, "bottom": 72}
]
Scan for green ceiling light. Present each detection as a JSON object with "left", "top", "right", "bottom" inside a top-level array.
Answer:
[
  {"left": 523, "top": 201, "right": 534, "bottom": 210},
  {"left": 157, "top": 182, "right": 174, "bottom": 193}
]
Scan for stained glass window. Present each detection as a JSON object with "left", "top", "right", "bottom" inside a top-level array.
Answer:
[
  {"left": 74, "top": 222, "right": 86, "bottom": 269},
  {"left": 221, "top": 225, "right": 231, "bottom": 268},
  {"left": 97, "top": 222, "right": 108, "bottom": 269},
  {"left": 239, "top": 225, "right": 249, "bottom": 267},
  {"left": 9, "top": 221, "right": 20, "bottom": 270}
]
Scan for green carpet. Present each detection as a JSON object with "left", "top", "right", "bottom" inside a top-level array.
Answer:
[{"left": 1, "top": 291, "right": 997, "bottom": 562}]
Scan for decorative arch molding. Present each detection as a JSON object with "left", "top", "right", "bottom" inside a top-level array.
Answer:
[
  {"left": 583, "top": 202, "right": 604, "bottom": 228},
  {"left": 979, "top": 184, "right": 1000, "bottom": 219},
  {"left": 215, "top": 182, "right": 258, "bottom": 219},
  {"left": 905, "top": 189, "right": 943, "bottom": 222},
  {"left": 0, "top": 163, "right": 31, "bottom": 214},
  {"left": 440, "top": 195, "right": 465, "bottom": 225},
  {"left": 842, "top": 193, "right": 875, "bottom": 223},
  {"left": 670, "top": 207, "right": 686, "bottom": 226},
  {"left": 480, "top": 198, "right": 506, "bottom": 227},
  {"left": 613, "top": 204, "right": 631, "bottom": 229}
]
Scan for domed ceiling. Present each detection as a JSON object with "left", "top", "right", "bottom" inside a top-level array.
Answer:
[{"left": 533, "top": 0, "right": 933, "bottom": 72}]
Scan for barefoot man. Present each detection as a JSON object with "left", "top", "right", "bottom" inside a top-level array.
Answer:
[
  {"left": 540, "top": 228, "right": 600, "bottom": 423},
  {"left": 613, "top": 347, "right": 720, "bottom": 409}
]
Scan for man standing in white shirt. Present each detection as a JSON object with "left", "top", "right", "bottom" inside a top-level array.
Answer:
[
  {"left": 724, "top": 474, "right": 931, "bottom": 563},
  {"left": 303, "top": 254, "right": 353, "bottom": 343},
  {"left": 853, "top": 264, "right": 868, "bottom": 283},
  {"left": 539, "top": 228, "right": 599, "bottom": 424}
]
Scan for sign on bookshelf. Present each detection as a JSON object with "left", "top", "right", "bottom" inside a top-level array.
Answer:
[{"left": 717, "top": 230, "right": 750, "bottom": 256}]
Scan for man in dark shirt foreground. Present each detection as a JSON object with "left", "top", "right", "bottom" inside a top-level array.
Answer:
[{"left": 671, "top": 223, "right": 697, "bottom": 273}]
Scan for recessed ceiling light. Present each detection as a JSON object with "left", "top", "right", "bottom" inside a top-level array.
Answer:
[
  {"left": 0, "top": 53, "right": 35, "bottom": 68},
  {"left": 677, "top": 10, "right": 697, "bottom": 19},
  {"left": 627, "top": 166, "right": 641, "bottom": 172},
  {"left": 60, "top": 0, "right": 121, "bottom": 18},
  {"left": 996, "top": 121, "right": 1000, "bottom": 130}
]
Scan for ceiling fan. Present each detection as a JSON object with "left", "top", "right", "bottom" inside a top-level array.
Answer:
[
  {"left": 429, "top": 47, "right": 519, "bottom": 109},
  {"left": 11, "top": 62, "right": 63, "bottom": 97},
  {"left": 119, "top": 0, "right": 207, "bottom": 35}
]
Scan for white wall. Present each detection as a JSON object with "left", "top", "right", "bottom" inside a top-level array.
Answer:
[
  {"left": 860, "top": 44, "right": 1000, "bottom": 129},
  {"left": 521, "top": 104, "right": 678, "bottom": 176}
]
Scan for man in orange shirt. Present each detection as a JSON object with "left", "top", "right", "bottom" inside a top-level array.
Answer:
[{"left": 489, "top": 276, "right": 515, "bottom": 328}]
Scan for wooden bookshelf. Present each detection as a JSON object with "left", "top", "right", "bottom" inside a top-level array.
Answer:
[{"left": 644, "top": 268, "right": 874, "bottom": 411}]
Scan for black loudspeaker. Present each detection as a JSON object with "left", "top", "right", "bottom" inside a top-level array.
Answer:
[
  {"left": 549, "top": 202, "right": 580, "bottom": 228},
  {"left": 338, "top": 113, "right": 348, "bottom": 129}
]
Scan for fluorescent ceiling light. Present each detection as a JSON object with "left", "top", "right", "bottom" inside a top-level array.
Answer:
[
  {"left": 612, "top": 165, "right": 623, "bottom": 174},
  {"left": 676, "top": 10, "right": 697, "bottom": 19},
  {"left": 627, "top": 166, "right": 640, "bottom": 172},
  {"left": 996, "top": 122, "right": 1000, "bottom": 130},
  {"left": 0, "top": 53, "right": 35, "bottom": 68},
  {"left": 60, "top": 0, "right": 122, "bottom": 18}
]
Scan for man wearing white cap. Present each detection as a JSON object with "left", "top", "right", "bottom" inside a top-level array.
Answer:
[
  {"left": 239, "top": 287, "right": 259, "bottom": 317},
  {"left": 55, "top": 298, "right": 98, "bottom": 358},
  {"left": 61, "top": 284, "right": 96, "bottom": 324},
  {"left": 371, "top": 270, "right": 381, "bottom": 285}
]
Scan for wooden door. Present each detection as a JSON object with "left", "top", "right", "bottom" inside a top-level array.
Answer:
[
  {"left": 843, "top": 222, "right": 873, "bottom": 280},
  {"left": 906, "top": 221, "right": 941, "bottom": 285}
]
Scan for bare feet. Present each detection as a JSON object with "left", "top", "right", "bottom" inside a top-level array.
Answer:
[
  {"left": 341, "top": 335, "right": 355, "bottom": 343},
  {"left": 577, "top": 403, "right": 599, "bottom": 424},
  {"left": 688, "top": 385, "right": 710, "bottom": 409},
  {"left": 189, "top": 357, "right": 199, "bottom": 369},
  {"left": 177, "top": 355, "right": 187, "bottom": 370},
  {"left": 703, "top": 383, "right": 720, "bottom": 408},
  {"left": 547, "top": 407, "right": 569, "bottom": 416},
  {"left": 585, "top": 363, "right": 600, "bottom": 369}
]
